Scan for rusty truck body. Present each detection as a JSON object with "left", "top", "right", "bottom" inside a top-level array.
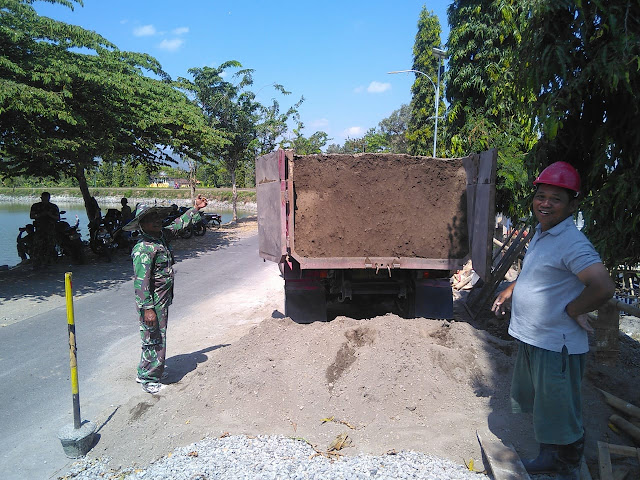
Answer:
[{"left": 256, "top": 149, "right": 497, "bottom": 322}]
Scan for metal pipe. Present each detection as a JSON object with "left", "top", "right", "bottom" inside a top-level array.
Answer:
[
  {"left": 65, "top": 272, "right": 81, "bottom": 430},
  {"left": 433, "top": 55, "right": 441, "bottom": 157}
]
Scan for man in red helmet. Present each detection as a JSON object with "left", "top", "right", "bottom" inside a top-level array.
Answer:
[{"left": 492, "top": 162, "right": 615, "bottom": 480}]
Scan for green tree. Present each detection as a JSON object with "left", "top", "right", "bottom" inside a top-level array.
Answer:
[
  {"left": 0, "top": 0, "right": 220, "bottom": 220},
  {"left": 181, "top": 61, "right": 260, "bottom": 221},
  {"left": 516, "top": 0, "right": 640, "bottom": 267},
  {"left": 281, "top": 122, "right": 329, "bottom": 155},
  {"left": 446, "top": 0, "right": 534, "bottom": 217},
  {"left": 256, "top": 93, "right": 303, "bottom": 156},
  {"left": 378, "top": 104, "right": 410, "bottom": 153},
  {"left": 407, "top": 7, "right": 446, "bottom": 156}
]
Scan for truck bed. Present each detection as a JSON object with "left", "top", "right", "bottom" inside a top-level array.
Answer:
[{"left": 257, "top": 149, "right": 496, "bottom": 280}]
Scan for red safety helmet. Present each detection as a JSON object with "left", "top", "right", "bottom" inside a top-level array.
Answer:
[{"left": 533, "top": 161, "right": 580, "bottom": 195}]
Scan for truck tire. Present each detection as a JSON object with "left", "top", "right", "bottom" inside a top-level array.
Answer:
[{"left": 284, "top": 279, "right": 327, "bottom": 323}]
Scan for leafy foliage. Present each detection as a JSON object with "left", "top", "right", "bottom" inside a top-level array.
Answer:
[
  {"left": 516, "top": 0, "right": 640, "bottom": 267},
  {"left": 446, "top": 0, "right": 535, "bottom": 217},
  {"left": 281, "top": 122, "right": 329, "bottom": 155},
  {"left": 326, "top": 106, "right": 410, "bottom": 154},
  {"left": 0, "top": 0, "right": 221, "bottom": 219},
  {"left": 378, "top": 104, "right": 410, "bottom": 154},
  {"left": 180, "top": 62, "right": 300, "bottom": 220}
]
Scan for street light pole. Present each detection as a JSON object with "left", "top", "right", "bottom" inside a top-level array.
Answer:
[
  {"left": 432, "top": 47, "right": 447, "bottom": 158},
  {"left": 388, "top": 47, "right": 447, "bottom": 157}
]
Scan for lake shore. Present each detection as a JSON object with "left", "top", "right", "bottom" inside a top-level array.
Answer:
[{"left": 0, "top": 194, "right": 257, "bottom": 212}]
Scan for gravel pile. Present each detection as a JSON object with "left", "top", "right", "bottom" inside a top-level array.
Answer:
[{"left": 62, "top": 435, "right": 487, "bottom": 480}]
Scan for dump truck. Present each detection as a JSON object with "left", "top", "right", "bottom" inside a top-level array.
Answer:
[{"left": 256, "top": 149, "right": 497, "bottom": 322}]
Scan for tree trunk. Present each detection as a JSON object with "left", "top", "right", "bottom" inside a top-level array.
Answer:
[
  {"left": 231, "top": 170, "right": 237, "bottom": 223},
  {"left": 75, "top": 164, "right": 97, "bottom": 221},
  {"left": 188, "top": 160, "right": 197, "bottom": 205}
]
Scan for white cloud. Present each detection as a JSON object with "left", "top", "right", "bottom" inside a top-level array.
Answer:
[
  {"left": 344, "top": 126, "right": 364, "bottom": 137},
  {"left": 133, "top": 24, "right": 156, "bottom": 37},
  {"left": 353, "top": 86, "right": 364, "bottom": 94},
  {"left": 158, "top": 38, "right": 185, "bottom": 52},
  {"left": 309, "top": 118, "right": 329, "bottom": 128},
  {"left": 173, "top": 26, "right": 189, "bottom": 35},
  {"left": 367, "top": 81, "right": 391, "bottom": 93}
]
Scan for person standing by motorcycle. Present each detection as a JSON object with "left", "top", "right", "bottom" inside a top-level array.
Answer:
[
  {"left": 123, "top": 194, "right": 208, "bottom": 394},
  {"left": 30, "top": 192, "right": 60, "bottom": 262},
  {"left": 120, "top": 197, "right": 133, "bottom": 225}
]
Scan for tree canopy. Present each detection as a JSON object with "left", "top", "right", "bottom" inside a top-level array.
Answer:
[
  {"left": 180, "top": 62, "right": 302, "bottom": 221},
  {"left": 1, "top": 0, "right": 222, "bottom": 218},
  {"left": 445, "top": 0, "right": 534, "bottom": 218},
  {"left": 515, "top": 0, "right": 640, "bottom": 267}
]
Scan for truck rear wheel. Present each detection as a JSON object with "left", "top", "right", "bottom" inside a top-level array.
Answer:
[{"left": 284, "top": 279, "right": 327, "bottom": 323}]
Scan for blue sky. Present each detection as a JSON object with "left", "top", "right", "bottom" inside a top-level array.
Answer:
[{"left": 35, "top": 1, "right": 452, "bottom": 147}]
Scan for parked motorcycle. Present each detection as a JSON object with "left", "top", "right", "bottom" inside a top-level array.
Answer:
[
  {"left": 89, "top": 212, "right": 118, "bottom": 262},
  {"left": 16, "top": 224, "right": 36, "bottom": 262},
  {"left": 54, "top": 213, "right": 85, "bottom": 264},
  {"left": 193, "top": 212, "right": 222, "bottom": 236},
  {"left": 24, "top": 211, "right": 85, "bottom": 265}
]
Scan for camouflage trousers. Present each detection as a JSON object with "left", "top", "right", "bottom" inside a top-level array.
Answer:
[{"left": 137, "top": 303, "right": 169, "bottom": 383}]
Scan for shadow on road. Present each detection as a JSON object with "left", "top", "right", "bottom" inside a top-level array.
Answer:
[{"left": 0, "top": 218, "right": 255, "bottom": 303}]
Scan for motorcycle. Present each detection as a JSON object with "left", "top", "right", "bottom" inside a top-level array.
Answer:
[
  {"left": 54, "top": 213, "right": 85, "bottom": 264},
  {"left": 89, "top": 211, "right": 118, "bottom": 261},
  {"left": 25, "top": 211, "right": 85, "bottom": 265},
  {"left": 193, "top": 212, "right": 222, "bottom": 236}
]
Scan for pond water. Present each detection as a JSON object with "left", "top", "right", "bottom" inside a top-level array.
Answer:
[{"left": 0, "top": 202, "right": 248, "bottom": 268}]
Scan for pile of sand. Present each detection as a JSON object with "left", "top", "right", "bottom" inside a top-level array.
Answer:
[
  {"left": 87, "top": 306, "right": 640, "bottom": 477},
  {"left": 292, "top": 154, "right": 469, "bottom": 259}
]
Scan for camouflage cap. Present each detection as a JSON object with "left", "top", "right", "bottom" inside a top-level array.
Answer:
[{"left": 122, "top": 204, "right": 174, "bottom": 231}]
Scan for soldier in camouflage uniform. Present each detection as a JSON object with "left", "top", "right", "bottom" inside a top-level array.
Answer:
[{"left": 123, "top": 195, "right": 208, "bottom": 394}]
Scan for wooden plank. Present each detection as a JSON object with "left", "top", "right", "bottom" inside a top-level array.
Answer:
[
  {"left": 598, "top": 441, "right": 614, "bottom": 480},
  {"left": 610, "top": 414, "right": 640, "bottom": 443},
  {"left": 606, "top": 443, "right": 640, "bottom": 458},
  {"left": 598, "top": 389, "right": 640, "bottom": 420},
  {"left": 594, "top": 302, "right": 620, "bottom": 366},
  {"left": 476, "top": 430, "right": 531, "bottom": 480}
]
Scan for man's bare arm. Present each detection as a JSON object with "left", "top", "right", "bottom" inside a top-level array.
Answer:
[{"left": 566, "top": 263, "right": 616, "bottom": 332}]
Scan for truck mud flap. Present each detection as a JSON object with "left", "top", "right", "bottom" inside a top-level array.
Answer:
[
  {"left": 414, "top": 279, "right": 453, "bottom": 320},
  {"left": 284, "top": 279, "right": 327, "bottom": 324}
]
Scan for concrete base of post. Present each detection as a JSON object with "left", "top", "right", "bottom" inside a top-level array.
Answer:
[{"left": 57, "top": 420, "right": 97, "bottom": 458}]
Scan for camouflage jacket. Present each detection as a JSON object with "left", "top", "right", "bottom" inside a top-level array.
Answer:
[{"left": 132, "top": 208, "right": 202, "bottom": 309}]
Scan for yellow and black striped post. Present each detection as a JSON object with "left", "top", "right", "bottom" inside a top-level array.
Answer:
[{"left": 65, "top": 272, "right": 81, "bottom": 430}]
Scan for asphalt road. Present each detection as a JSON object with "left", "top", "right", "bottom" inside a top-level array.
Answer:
[{"left": 0, "top": 232, "right": 272, "bottom": 480}]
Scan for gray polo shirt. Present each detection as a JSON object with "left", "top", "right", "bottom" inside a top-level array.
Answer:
[{"left": 509, "top": 216, "right": 602, "bottom": 354}]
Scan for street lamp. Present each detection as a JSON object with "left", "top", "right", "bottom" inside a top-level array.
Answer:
[{"left": 388, "top": 47, "right": 447, "bottom": 157}]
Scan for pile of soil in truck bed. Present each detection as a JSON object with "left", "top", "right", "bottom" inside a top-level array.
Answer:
[{"left": 292, "top": 154, "right": 469, "bottom": 259}]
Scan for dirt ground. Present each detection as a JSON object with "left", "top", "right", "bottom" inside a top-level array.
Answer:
[
  {"left": 292, "top": 154, "right": 469, "bottom": 259},
  {"left": 78, "top": 235, "right": 639, "bottom": 479},
  {"left": 4, "top": 217, "right": 638, "bottom": 479}
]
